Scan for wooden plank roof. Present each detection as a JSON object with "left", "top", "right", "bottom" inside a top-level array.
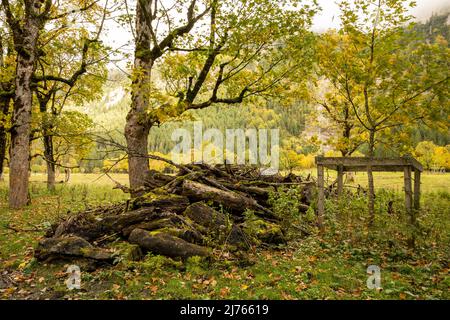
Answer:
[{"left": 315, "top": 156, "right": 423, "bottom": 172}]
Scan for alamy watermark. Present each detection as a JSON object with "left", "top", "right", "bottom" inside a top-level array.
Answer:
[
  {"left": 66, "top": 265, "right": 81, "bottom": 290},
  {"left": 366, "top": 265, "right": 382, "bottom": 290},
  {"left": 170, "top": 122, "right": 280, "bottom": 172}
]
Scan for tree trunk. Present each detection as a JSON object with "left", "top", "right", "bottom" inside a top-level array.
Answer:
[
  {"left": 10, "top": 52, "right": 38, "bottom": 208},
  {"left": 43, "top": 133, "right": 55, "bottom": 190},
  {"left": 129, "top": 228, "right": 210, "bottom": 259},
  {"left": 340, "top": 105, "right": 352, "bottom": 157},
  {"left": 125, "top": 0, "right": 153, "bottom": 196},
  {"left": 38, "top": 95, "right": 56, "bottom": 191},
  {"left": 125, "top": 116, "right": 151, "bottom": 196},
  {"left": 8, "top": 2, "right": 43, "bottom": 208},
  {"left": 64, "top": 168, "right": 71, "bottom": 183},
  {"left": 0, "top": 95, "right": 10, "bottom": 181},
  {"left": 181, "top": 179, "right": 259, "bottom": 212},
  {"left": 0, "top": 34, "right": 11, "bottom": 181},
  {"left": 367, "top": 131, "right": 375, "bottom": 226}
]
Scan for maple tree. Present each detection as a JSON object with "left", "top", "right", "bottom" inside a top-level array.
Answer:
[
  {"left": 125, "top": 0, "right": 317, "bottom": 194},
  {"left": 315, "top": 0, "right": 449, "bottom": 223}
]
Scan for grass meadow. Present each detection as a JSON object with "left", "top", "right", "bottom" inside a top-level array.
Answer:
[{"left": 0, "top": 171, "right": 448, "bottom": 299}]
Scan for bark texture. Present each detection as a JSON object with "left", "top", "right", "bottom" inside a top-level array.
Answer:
[
  {"left": 43, "top": 133, "right": 56, "bottom": 190},
  {"left": 0, "top": 96, "right": 9, "bottom": 180},
  {"left": 2, "top": 0, "right": 51, "bottom": 208},
  {"left": 125, "top": 0, "right": 153, "bottom": 195},
  {"left": 367, "top": 131, "right": 375, "bottom": 226},
  {"left": 125, "top": 0, "right": 211, "bottom": 195}
]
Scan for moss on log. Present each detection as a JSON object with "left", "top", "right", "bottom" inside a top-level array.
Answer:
[
  {"left": 35, "top": 236, "right": 115, "bottom": 262},
  {"left": 183, "top": 202, "right": 227, "bottom": 230},
  {"left": 132, "top": 191, "right": 189, "bottom": 212},
  {"left": 128, "top": 228, "right": 210, "bottom": 259},
  {"left": 243, "top": 218, "right": 284, "bottom": 244},
  {"left": 35, "top": 164, "right": 311, "bottom": 262},
  {"left": 181, "top": 180, "right": 258, "bottom": 212}
]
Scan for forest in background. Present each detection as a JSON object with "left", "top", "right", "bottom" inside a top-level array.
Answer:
[{"left": 12, "top": 11, "right": 449, "bottom": 177}]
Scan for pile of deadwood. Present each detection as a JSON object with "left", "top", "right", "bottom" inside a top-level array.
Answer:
[{"left": 35, "top": 164, "right": 315, "bottom": 264}]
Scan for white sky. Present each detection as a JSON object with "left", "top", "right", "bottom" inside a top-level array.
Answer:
[{"left": 312, "top": 0, "right": 450, "bottom": 32}]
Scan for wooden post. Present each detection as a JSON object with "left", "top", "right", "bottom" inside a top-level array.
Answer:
[
  {"left": 404, "top": 165, "right": 412, "bottom": 217},
  {"left": 337, "top": 165, "right": 344, "bottom": 196},
  {"left": 413, "top": 170, "right": 420, "bottom": 211},
  {"left": 317, "top": 164, "right": 325, "bottom": 233}
]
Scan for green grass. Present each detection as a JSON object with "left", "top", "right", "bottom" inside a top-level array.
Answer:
[
  {"left": 6, "top": 171, "right": 450, "bottom": 193},
  {"left": 297, "top": 170, "right": 450, "bottom": 193},
  {"left": 4, "top": 172, "right": 130, "bottom": 187},
  {"left": 0, "top": 173, "right": 448, "bottom": 300}
]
